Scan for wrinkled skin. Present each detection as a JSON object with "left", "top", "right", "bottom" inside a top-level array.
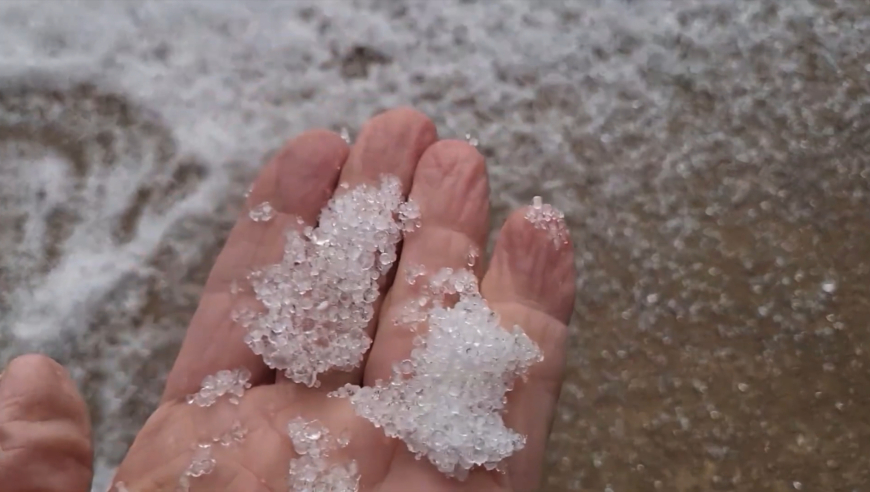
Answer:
[
  {"left": 5, "top": 108, "right": 576, "bottom": 492},
  {"left": 0, "top": 354, "right": 93, "bottom": 492}
]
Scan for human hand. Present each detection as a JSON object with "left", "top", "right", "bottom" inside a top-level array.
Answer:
[
  {"left": 112, "top": 108, "right": 576, "bottom": 492},
  {"left": 0, "top": 354, "right": 93, "bottom": 492}
]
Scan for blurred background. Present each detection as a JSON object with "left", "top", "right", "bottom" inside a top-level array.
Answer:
[{"left": 0, "top": 1, "right": 868, "bottom": 490}]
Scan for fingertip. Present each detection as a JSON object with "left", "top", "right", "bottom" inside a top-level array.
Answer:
[
  {"left": 275, "top": 129, "right": 350, "bottom": 173},
  {"left": 488, "top": 204, "right": 576, "bottom": 324},
  {"left": 342, "top": 106, "right": 438, "bottom": 189},
  {"left": 416, "top": 139, "right": 486, "bottom": 181},
  {"left": 246, "top": 129, "right": 348, "bottom": 211},
  {"left": 0, "top": 354, "right": 90, "bottom": 432},
  {"left": 272, "top": 129, "right": 349, "bottom": 217},
  {"left": 3, "top": 353, "right": 70, "bottom": 391},
  {"left": 375, "top": 106, "right": 438, "bottom": 142},
  {"left": 411, "top": 139, "right": 490, "bottom": 244}
]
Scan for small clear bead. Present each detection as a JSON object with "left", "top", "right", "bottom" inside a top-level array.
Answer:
[
  {"left": 466, "top": 246, "right": 480, "bottom": 267},
  {"left": 287, "top": 417, "right": 359, "bottom": 490},
  {"left": 186, "top": 368, "right": 252, "bottom": 407},
  {"left": 213, "top": 420, "right": 248, "bottom": 447},
  {"left": 249, "top": 201, "right": 276, "bottom": 222},
  {"left": 179, "top": 443, "right": 216, "bottom": 486}
]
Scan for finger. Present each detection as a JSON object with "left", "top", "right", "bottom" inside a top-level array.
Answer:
[
  {"left": 364, "top": 140, "right": 490, "bottom": 386},
  {"left": 162, "top": 130, "right": 349, "bottom": 403},
  {"left": 281, "top": 107, "right": 438, "bottom": 391},
  {"left": 479, "top": 205, "right": 575, "bottom": 492},
  {"left": 0, "top": 354, "right": 93, "bottom": 492}
]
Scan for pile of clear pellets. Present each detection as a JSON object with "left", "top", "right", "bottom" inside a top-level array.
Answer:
[{"left": 118, "top": 172, "right": 567, "bottom": 492}]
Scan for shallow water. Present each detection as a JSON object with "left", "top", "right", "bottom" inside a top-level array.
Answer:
[{"left": 0, "top": 1, "right": 868, "bottom": 490}]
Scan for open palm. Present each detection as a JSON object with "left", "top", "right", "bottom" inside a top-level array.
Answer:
[{"left": 113, "top": 108, "right": 576, "bottom": 492}]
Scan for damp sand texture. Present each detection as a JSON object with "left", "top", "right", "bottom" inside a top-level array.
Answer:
[{"left": 1, "top": 1, "right": 869, "bottom": 491}]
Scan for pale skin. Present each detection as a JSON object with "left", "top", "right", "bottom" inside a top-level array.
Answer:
[{"left": 1, "top": 107, "right": 576, "bottom": 492}]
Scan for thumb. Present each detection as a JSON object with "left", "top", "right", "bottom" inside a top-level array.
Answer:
[{"left": 0, "top": 354, "right": 93, "bottom": 492}]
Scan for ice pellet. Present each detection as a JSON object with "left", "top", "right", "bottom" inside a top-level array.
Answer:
[
  {"left": 177, "top": 443, "right": 216, "bottom": 491},
  {"left": 187, "top": 444, "right": 216, "bottom": 477},
  {"left": 249, "top": 201, "right": 276, "bottom": 222},
  {"left": 240, "top": 175, "right": 416, "bottom": 386},
  {"left": 466, "top": 245, "right": 480, "bottom": 267},
  {"left": 213, "top": 420, "right": 248, "bottom": 447},
  {"left": 332, "top": 267, "right": 542, "bottom": 479},
  {"left": 405, "top": 263, "right": 427, "bottom": 285},
  {"left": 286, "top": 417, "right": 359, "bottom": 491},
  {"left": 525, "top": 196, "right": 569, "bottom": 247},
  {"left": 340, "top": 127, "right": 352, "bottom": 144},
  {"left": 229, "top": 279, "right": 241, "bottom": 294},
  {"left": 186, "top": 368, "right": 252, "bottom": 407},
  {"left": 398, "top": 199, "right": 422, "bottom": 232}
]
